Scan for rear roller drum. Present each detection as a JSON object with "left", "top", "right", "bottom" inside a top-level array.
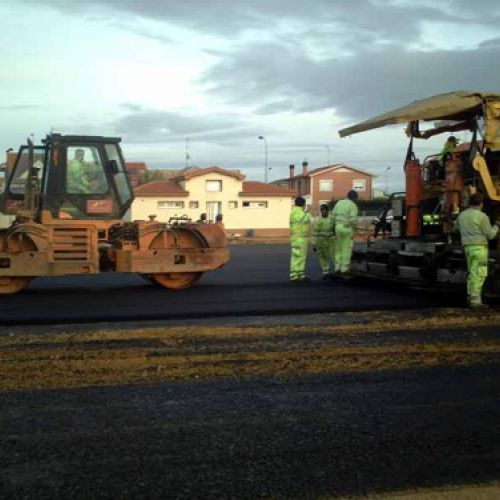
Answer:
[{"left": 148, "top": 229, "right": 204, "bottom": 290}]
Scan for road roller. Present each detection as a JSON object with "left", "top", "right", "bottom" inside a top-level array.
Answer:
[
  {"left": 0, "top": 133, "right": 229, "bottom": 294},
  {"left": 339, "top": 91, "right": 500, "bottom": 298}
]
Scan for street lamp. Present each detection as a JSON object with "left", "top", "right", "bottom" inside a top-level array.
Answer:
[
  {"left": 385, "top": 166, "right": 391, "bottom": 195},
  {"left": 258, "top": 135, "right": 269, "bottom": 183},
  {"left": 325, "top": 145, "right": 331, "bottom": 167}
]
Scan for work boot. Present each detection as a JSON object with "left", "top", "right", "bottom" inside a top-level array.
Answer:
[{"left": 291, "top": 277, "right": 309, "bottom": 283}]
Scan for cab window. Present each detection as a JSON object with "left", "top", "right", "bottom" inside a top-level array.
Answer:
[
  {"left": 104, "top": 143, "right": 132, "bottom": 205},
  {"left": 66, "top": 146, "right": 109, "bottom": 194},
  {"left": 9, "top": 148, "right": 46, "bottom": 195}
]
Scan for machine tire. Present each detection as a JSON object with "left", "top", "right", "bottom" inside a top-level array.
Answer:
[
  {"left": 0, "top": 277, "right": 32, "bottom": 295},
  {"left": 151, "top": 271, "right": 202, "bottom": 290},
  {"left": 148, "top": 228, "right": 204, "bottom": 290},
  {"left": 0, "top": 232, "right": 36, "bottom": 294}
]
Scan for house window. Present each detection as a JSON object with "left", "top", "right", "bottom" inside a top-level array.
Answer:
[
  {"left": 353, "top": 179, "right": 366, "bottom": 192},
  {"left": 189, "top": 201, "right": 199, "bottom": 209},
  {"left": 228, "top": 201, "right": 238, "bottom": 209},
  {"left": 319, "top": 180, "right": 332, "bottom": 192},
  {"left": 157, "top": 201, "right": 184, "bottom": 209},
  {"left": 205, "top": 180, "right": 222, "bottom": 192},
  {"left": 242, "top": 201, "right": 268, "bottom": 208}
]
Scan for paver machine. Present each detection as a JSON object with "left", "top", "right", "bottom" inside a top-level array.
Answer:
[
  {"left": 0, "top": 133, "right": 229, "bottom": 294},
  {"left": 339, "top": 91, "right": 500, "bottom": 298}
]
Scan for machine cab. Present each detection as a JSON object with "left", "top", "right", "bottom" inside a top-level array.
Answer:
[{"left": 2, "top": 134, "right": 134, "bottom": 220}]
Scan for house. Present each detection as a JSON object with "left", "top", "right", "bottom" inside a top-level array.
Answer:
[
  {"left": 124, "top": 162, "right": 147, "bottom": 187},
  {"left": 131, "top": 166, "right": 296, "bottom": 236},
  {"left": 273, "top": 161, "right": 375, "bottom": 214}
]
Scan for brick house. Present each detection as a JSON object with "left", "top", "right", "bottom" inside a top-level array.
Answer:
[
  {"left": 273, "top": 161, "right": 375, "bottom": 214},
  {"left": 124, "top": 162, "right": 147, "bottom": 187}
]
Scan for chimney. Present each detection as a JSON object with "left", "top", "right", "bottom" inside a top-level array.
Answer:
[
  {"left": 289, "top": 164, "right": 295, "bottom": 178},
  {"left": 302, "top": 161, "right": 308, "bottom": 175}
]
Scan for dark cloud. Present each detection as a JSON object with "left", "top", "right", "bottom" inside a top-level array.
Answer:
[
  {"left": 108, "top": 22, "right": 175, "bottom": 45},
  {"left": 109, "top": 108, "right": 259, "bottom": 144},
  {"left": 254, "top": 100, "right": 293, "bottom": 115},
  {"left": 200, "top": 40, "right": 500, "bottom": 121},
  {"left": 16, "top": 0, "right": 500, "bottom": 125},
  {"left": 19, "top": 0, "right": 473, "bottom": 42}
]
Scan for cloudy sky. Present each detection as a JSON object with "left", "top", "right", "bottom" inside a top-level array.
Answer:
[{"left": 1, "top": 0, "right": 499, "bottom": 191}]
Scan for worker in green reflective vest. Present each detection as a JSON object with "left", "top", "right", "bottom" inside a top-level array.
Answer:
[
  {"left": 456, "top": 192, "right": 499, "bottom": 309},
  {"left": 439, "top": 136, "right": 459, "bottom": 167},
  {"left": 289, "top": 197, "right": 311, "bottom": 281},
  {"left": 312, "top": 204, "right": 335, "bottom": 279},
  {"left": 331, "top": 190, "right": 359, "bottom": 275}
]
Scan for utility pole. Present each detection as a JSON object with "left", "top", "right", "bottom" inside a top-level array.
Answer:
[
  {"left": 258, "top": 136, "right": 269, "bottom": 183},
  {"left": 385, "top": 166, "right": 391, "bottom": 195},
  {"left": 185, "top": 137, "right": 190, "bottom": 168}
]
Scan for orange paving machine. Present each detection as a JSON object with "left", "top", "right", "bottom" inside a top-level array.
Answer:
[
  {"left": 0, "top": 134, "right": 229, "bottom": 294},
  {"left": 339, "top": 91, "right": 500, "bottom": 298}
]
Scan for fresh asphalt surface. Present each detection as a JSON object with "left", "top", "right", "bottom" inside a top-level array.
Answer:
[
  {"left": 0, "top": 244, "right": 461, "bottom": 325},
  {"left": 1, "top": 364, "right": 499, "bottom": 498}
]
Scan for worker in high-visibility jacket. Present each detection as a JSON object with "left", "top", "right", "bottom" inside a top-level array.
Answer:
[
  {"left": 331, "top": 190, "right": 359, "bottom": 274},
  {"left": 312, "top": 204, "right": 335, "bottom": 278},
  {"left": 289, "top": 196, "right": 311, "bottom": 281},
  {"left": 456, "top": 192, "right": 499, "bottom": 309},
  {"left": 67, "top": 148, "right": 92, "bottom": 193},
  {"left": 439, "top": 136, "right": 459, "bottom": 167},
  {"left": 437, "top": 136, "right": 459, "bottom": 179}
]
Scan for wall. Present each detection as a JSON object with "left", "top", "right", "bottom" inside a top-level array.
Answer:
[
  {"left": 131, "top": 172, "right": 293, "bottom": 230},
  {"left": 290, "top": 177, "right": 310, "bottom": 197},
  {"left": 311, "top": 168, "right": 372, "bottom": 211}
]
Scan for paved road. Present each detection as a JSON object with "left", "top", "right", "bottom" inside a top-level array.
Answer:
[
  {"left": 0, "top": 245, "right": 463, "bottom": 325},
  {"left": 1, "top": 363, "right": 498, "bottom": 498}
]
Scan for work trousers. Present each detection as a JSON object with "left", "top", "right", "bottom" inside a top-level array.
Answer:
[
  {"left": 290, "top": 236, "right": 308, "bottom": 280},
  {"left": 464, "top": 244, "right": 489, "bottom": 305},
  {"left": 334, "top": 225, "right": 354, "bottom": 273},
  {"left": 316, "top": 238, "right": 335, "bottom": 275}
]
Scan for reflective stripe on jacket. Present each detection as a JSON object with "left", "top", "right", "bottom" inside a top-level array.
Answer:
[
  {"left": 290, "top": 206, "right": 311, "bottom": 238},
  {"left": 332, "top": 199, "right": 358, "bottom": 229},
  {"left": 312, "top": 217, "right": 334, "bottom": 244}
]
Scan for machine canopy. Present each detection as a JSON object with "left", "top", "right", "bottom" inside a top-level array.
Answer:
[{"left": 338, "top": 91, "right": 500, "bottom": 143}]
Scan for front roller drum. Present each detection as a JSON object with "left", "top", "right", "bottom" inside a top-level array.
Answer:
[
  {"left": 147, "top": 228, "right": 205, "bottom": 290},
  {"left": 0, "top": 233, "right": 36, "bottom": 294},
  {"left": 0, "top": 276, "right": 33, "bottom": 295}
]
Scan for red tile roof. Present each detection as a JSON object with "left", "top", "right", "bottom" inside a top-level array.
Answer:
[
  {"left": 172, "top": 166, "right": 246, "bottom": 181},
  {"left": 240, "top": 181, "right": 296, "bottom": 197},
  {"left": 281, "top": 163, "right": 375, "bottom": 181},
  {"left": 134, "top": 180, "right": 189, "bottom": 197},
  {"left": 125, "top": 162, "right": 147, "bottom": 171}
]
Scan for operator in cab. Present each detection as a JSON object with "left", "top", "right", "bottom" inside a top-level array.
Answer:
[
  {"left": 67, "top": 148, "right": 91, "bottom": 193},
  {"left": 439, "top": 136, "right": 459, "bottom": 166},
  {"left": 456, "top": 192, "right": 499, "bottom": 309},
  {"left": 289, "top": 196, "right": 311, "bottom": 282},
  {"left": 331, "top": 190, "right": 359, "bottom": 276}
]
